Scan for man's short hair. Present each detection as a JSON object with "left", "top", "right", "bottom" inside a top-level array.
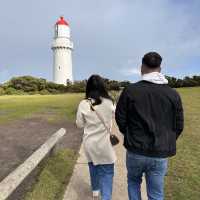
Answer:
[{"left": 142, "top": 52, "right": 162, "bottom": 68}]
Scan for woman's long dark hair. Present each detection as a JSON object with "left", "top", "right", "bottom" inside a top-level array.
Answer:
[{"left": 86, "top": 75, "right": 113, "bottom": 106}]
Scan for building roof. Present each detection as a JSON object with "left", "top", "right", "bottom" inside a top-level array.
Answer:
[{"left": 56, "top": 16, "right": 69, "bottom": 26}]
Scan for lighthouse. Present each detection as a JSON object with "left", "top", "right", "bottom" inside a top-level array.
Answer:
[{"left": 52, "top": 16, "right": 73, "bottom": 85}]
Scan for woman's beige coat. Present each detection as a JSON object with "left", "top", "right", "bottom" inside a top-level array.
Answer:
[{"left": 76, "top": 98, "right": 116, "bottom": 165}]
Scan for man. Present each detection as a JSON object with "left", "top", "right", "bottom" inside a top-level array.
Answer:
[{"left": 115, "top": 52, "right": 184, "bottom": 200}]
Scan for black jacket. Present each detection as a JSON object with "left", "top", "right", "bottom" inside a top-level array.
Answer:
[{"left": 115, "top": 81, "right": 184, "bottom": 158}]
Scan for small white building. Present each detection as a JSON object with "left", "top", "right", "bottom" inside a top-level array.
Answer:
[{"left": 52, "top": 16, "right": 73, "bottom": 85}]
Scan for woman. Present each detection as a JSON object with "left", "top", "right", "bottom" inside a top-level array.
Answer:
[{"left": 76, "top": 75, "right": 116, "bottom": 200}]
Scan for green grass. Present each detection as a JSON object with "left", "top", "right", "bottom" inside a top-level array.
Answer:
[
  {"left": 165, "top": 87, "right": 200, "bottom": 200},
  {"left": 0, "top": 94, "right": 83, "bottom": 124},
  {"left": 0, "top": 94, "right": 84, "bottom": 200},
  {"left": 24, "top": 149, "right": 77, "bottom": 200},
  {"left": 0, "top": 89, "right": 199, "bottom": 199}
]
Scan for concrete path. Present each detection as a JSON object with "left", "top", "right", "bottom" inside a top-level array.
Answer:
[{"left": 63, "top": 124, "right": 147, "bottom": 200}]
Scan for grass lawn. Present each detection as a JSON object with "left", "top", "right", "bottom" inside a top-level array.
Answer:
[
  {"left": 165, "top": 87, "right": 200, "bottom": 200},
  {"left": 0, "top": 93, "right": 84, "bottom": 200},
  {"left": 0, "top": 88, "right": 199, "bottom": 199},
  {"left": 24, "top": 149, "right": 77, "bottom": 200},
  {"left": 0, "top": 94, "right": 83, "bottom": 123}
]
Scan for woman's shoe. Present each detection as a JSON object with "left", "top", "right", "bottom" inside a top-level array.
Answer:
[{"left": 92, "top": 191, "right": 100, "bottom": 200}]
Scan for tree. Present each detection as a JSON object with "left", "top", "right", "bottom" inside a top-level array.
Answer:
[{"left": 1, "top": 74, "right": 200, "bottom": 95}]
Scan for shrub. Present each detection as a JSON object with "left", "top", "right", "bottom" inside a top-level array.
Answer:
[
  {"left": 67, "top": 80, "right": 86, "bottom": 93},
  {"left": 39, "top": 89, "right": 50, "bottom": 95},
  {"left": 0, "top": 87, "right": 5, "bottom": 95},
  {"left": 8, "top": 76, "right": 46, "bottom": 92},
  {"left": 4, "top": 87, "right": 25, "bottom": 95},
  {"left": 1, "top": 74, "right": 199, "bottom": 96}
]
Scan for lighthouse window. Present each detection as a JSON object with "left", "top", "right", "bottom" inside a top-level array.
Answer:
[{"left": 55, "top": 25, "right": 58, "bottom": 36}]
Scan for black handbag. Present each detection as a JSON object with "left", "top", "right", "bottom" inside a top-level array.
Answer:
[
  {"left": 89, "top": 100, "right": 120, "bottom": 146},
  {"left": 110, "top": 134, "right": 120, "bottom": 146}
]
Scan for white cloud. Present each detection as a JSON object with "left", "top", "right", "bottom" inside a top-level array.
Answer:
[
  {"left": 121, "top": 67, "right": 141, "bottom": 76},
  {"left": 120, "top": 58, "right": 141, "bottom": 76}
]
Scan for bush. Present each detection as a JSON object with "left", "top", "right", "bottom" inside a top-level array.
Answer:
[
  {"left": 4, "top": 87, "right": 25, "bottom": 95},
  {"left": 46, "top": 82, "right": 67, "bottom": 93},
  {"left": 67, "top": 81, "right": 86, "bottom": 93},
  {"left": 7, "top": 76, "right": 46, "bottom": 92},
  {"left": 0, "top": 87, "right": 5, "bottom": 95},
  {"left": 166, "top": 75, "right": 200, "bottom": 88},
  {"left": 1, "top": 74, "right": 199, "bottom": 96},
  {"left": 39, "top": 89, "right": 50, "bottom": 95}
]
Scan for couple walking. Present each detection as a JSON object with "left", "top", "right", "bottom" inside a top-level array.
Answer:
[{"left": 76, "top": 52, "right": 184, "bottom": 200}]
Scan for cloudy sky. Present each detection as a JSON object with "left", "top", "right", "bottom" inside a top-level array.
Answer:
[{"left": 0, "top": 0, "right": 199, "bottom": 83}]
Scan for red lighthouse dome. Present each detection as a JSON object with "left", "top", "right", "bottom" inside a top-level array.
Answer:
[{"left": 56, "top": 16, "right": 69, "bottom": 26}]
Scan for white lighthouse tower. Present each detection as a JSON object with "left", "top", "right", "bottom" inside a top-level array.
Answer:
[{"left": 52, "top": 16, "right": 73, "bottom": 85}]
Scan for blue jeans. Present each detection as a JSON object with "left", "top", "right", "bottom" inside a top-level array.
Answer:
[
  {"left": 88, "top": 162, "right": 114, "bottom": 200},
  {"left": 126, "top": 151, "right": 168, "bottom": 200}
]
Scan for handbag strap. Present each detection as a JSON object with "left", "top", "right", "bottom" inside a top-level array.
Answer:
[{"left": 88, "top": 99, "right": 112, "bottom": 134}]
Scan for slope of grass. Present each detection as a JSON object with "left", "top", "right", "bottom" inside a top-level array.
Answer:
[
  {"left": 0, "top": 94, "right": 83, "bottom": 124},
  {"left": 165, "top": 87, "right": 200, "bottom": 200},
  {"left": 24, "top": 149, "right": 77, "bottom": 200}
]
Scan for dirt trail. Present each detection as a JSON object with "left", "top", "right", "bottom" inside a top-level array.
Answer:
[{"left": 0, "top": 117, "right": 82, "bottom": 187}]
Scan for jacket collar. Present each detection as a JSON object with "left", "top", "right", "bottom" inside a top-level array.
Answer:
[{"left": 142, "top": 72, "right": 168, "bottom": 84}]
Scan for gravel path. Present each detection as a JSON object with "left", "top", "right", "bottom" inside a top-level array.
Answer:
[{"left": 63, "top": 122, "right": 147, "bottom": 200}]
